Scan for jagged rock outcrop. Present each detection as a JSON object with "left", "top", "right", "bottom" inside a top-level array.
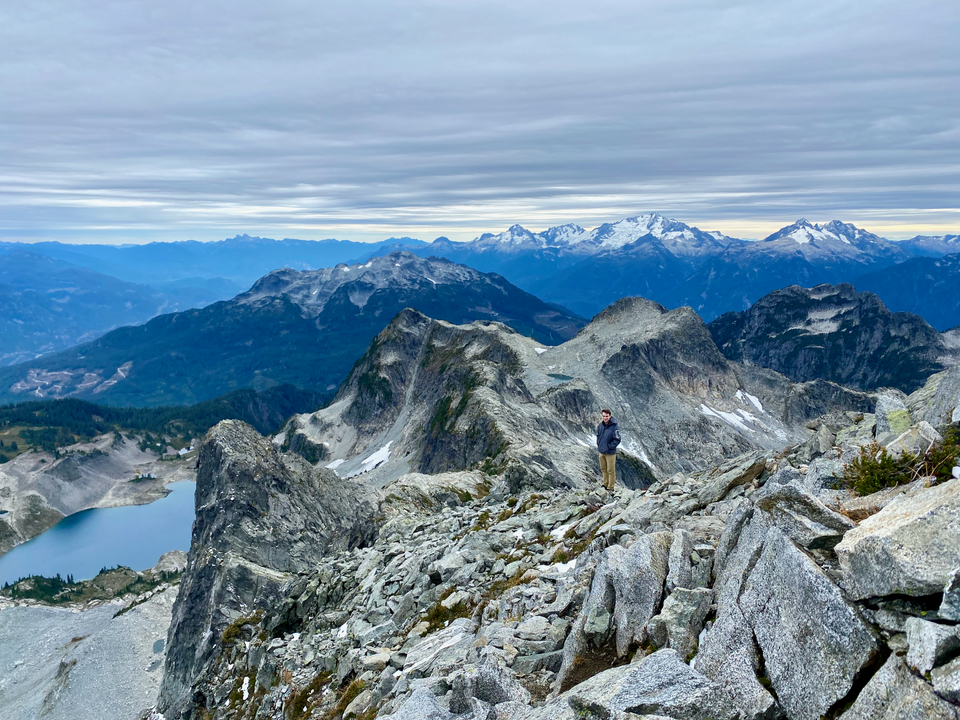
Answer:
[
  {"left": 708, "top": 283, "right": 960, "bottom": 393},
  {"left": 148, "top": 383, "right": 960, "bottom": 720},
  {"left": 280, "top": 299, "right": 874, "bottom": 489},
  {"left": 156, "top": 419, "right": 377, "bottom": 718}
]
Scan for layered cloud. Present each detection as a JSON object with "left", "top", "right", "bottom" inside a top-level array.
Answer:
[{"left": 1, "top": 0, "right": 958, "bottom": 242}]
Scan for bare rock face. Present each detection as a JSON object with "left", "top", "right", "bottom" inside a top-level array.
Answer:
[
  {"left": 708, "top": 283, "right": 958, "bottom": 393},
  {"left": 739, "top": 527, "right": 879, "bottom": 720},
  {"left": 835, "top": 478, "right": 960, "bottom": 600},
  {"left": 157, "top": 419, "right": 377, "bottom": 719},
  {"left": 281, "top": 301, "right": 873, "bottom": 492},
  {"left": 839, "top": 653, "right": 960, "bottom": 720}
]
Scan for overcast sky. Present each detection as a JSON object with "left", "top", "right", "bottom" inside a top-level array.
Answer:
[{"left": 1, "top": 0, "right": 958, "bottom": 244}]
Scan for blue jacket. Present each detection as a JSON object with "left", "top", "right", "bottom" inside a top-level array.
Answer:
[{"left": 596, "top": 418, "right": 621, "bottom": 454}]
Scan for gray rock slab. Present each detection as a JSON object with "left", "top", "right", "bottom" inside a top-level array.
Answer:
[
  {"left": 402, "top": 618, "right": 477, "bottom": 678},
  {"left": 646, "top": 587, "right": 712, "bottom": 660},
  {"left": 941, "top": 568, "right": 960, "bottom": 621},
  {"left": 740, "top": 527, "right": 879, "bottom": 720},
  {"left": 696, "top": 452, "right": 766, "bottom": 506},
  {"left": 449, "top": 661, "right": 532, "bottom": 713},
  {"left": 0, "top": 588, "right": 177, "bottom": 720},
  {"left": 607, "top": 532, "right": 672, "bottom": 656},
  {"left": 692, "top": 600, "right": 777, "bottom": 720},
  {"left": 836, "top": 478, "right": 960, "bottom": 599},
  {"left": 511, "top": 650, "right": 563, "bottom": 675},
  {"left": 932, "top": 655, "right": 960, "bottom": 704},
  {"left": 381, "top": 686, "right": 454, "bottom": 720},
  {"left": 754, "top": 481, "right": 855, "bottom": 549},
  {"left": 839, "top": 653, "right": 960, "bottom": 720},
  {"left": 905, "top": 617, "right": 960, "bottom": 675},
  {"left": 666, "top": 528, "right": 694, "bottom": 591},
  {"left": 565, "top": 649, "right": 737, "bottom": 720}
]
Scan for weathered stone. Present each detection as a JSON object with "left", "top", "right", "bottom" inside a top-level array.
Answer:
[
  {"left": 666, "top": 528, "right": 694, "bottom": 591},
  {"left": 932, "top": 655, "right": 960, "bottom": 704},
  {"left": 380, "top": 686, "right": 453, "bottom": 720},
  {"left": 564, "top": 649, "right": 737, "bottom": 720},
  {"left": 343, "top": 688, "right": 373, "bottom": 718},
  {"left": 875, "top": 394, "right": 910, "bottom": 436},
  {"left": 448, "top": 661, "right": 532, "bottom": 714},
  {"left": 361, "top": 651, "right": 392, "bottom": 672},
  {"left": 692, "top": 601, "right": 777, "bottom": 720},
  {"left": 839, "top": 653, "right": 960, "bottom": 720},
  {"left": 556, "top": 533, "right": 671, "bottom": 691},
  {"left": 645, "top": 587, "right": 712, "bottom": 660},
  {"left": 887, "top": 421, "right": 943, "bottom": 459},
  {"left": 839, "top": 478, "right": 929, "bottom": 522},
  {"left": 941, "top": 568, "right": 960, "bottom": 621},
  {"left": 696, "top": 452, "right": 766, "bottom": 506},
  {"left": 802, "top": 457, "right": 844, "bottom": 496},
  {"left": 905, "top": 617, "right": 960, "bottom": 675},
  {"left": 740, "top": 527, "right": 879, "bottom": 720},
  {"left": 157, "top": 420, "right": 377, "bottom": 719},
  {"left": 836, "top": 479, "right": 960, "bottom": 599},
  {"left": 402, "top": 618, "right": 477, "bottom": 678},
  {"left": 765, "top": 465, "right": 802, "bottom": 486},
  {"left": 511, "top": 650, "right": 563, "bottom": 675},
  {"left": 754, "top": 481, "right": 855, "bottom": 549}
]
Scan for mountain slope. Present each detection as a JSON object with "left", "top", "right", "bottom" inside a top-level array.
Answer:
[
  {"left": 0, "top": 250, "right": 234, "bottom": 367},
  {"left": 707, "top": 283, "right": 959, "bottom": 393},
  {"left": 895, "top": 233, "right": 960, "bottom": 257},
  {"left": 280, "top": 298, "right": 873, "bottom": 486},
  {"left": 855, "top": 253, "right": 960, "bottom": 332},
  {"left": 0, "top": 253, "right": 585, "bottom": 407},
  {"left": 529, "top": 234, "right": 692, "bottom": 318},
  {"left": 673, "top": 219, "right": 910, "bottom": 321}
]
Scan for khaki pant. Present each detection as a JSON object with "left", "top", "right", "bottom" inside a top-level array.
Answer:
[{"left": 599, "top": 453, "right": 616, "bottom": 491}]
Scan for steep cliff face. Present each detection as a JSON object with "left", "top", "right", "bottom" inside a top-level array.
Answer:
[
  {"left": 157, "top": 420, "right": 377, "bottom": 718},
  {"left": 709, "top": 283, "right": 959, "bottom": 393},
  {"left": 280, "top": 299, "right": 874, "bottom": 487}
]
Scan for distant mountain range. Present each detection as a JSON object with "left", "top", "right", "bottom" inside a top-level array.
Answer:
[
  {"left": 0, "top": 253, "right": 584, "bottom": 407},
  {"left": 0, "top": 250, "right": 244, "bottom": 366},
  {"left": 855, "top": 253, "right": 960, "bottom": 332},
  {"left": 2, "top": 215, "right": 958, "bottom": 373},
  {"left": 0, "top": 235, "right": 425, "bottom": 288},
  {"left": 389, "top": 214, "right": 958, "bottom": 322}
]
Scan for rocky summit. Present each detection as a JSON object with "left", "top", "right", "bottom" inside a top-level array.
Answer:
[
  {"left": 708, "top": 282, "right": 960, "bottom": 393},
  {"left": 148, "top": 349, "right": 960, "bottom": 720},
  {"left": 133, "top": 301, "right": 960, "bottom": 720},
  {"left": 277, "top": 298, "right": 872, "bottom": 488}
]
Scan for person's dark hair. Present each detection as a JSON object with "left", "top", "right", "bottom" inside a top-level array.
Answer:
[{"left": 601, "top": 409, "right": 611, "bottom": 415}]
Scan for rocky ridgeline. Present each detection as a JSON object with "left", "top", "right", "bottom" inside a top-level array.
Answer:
[{"left": 150, "top": 362, "right": 960, "bottom": 720}]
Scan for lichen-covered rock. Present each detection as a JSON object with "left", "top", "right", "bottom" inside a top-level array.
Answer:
[
  {"left": 836, "top": 478, "right": 960, "bottom": 600},
  {"left": 886, "top": 421, "right": 943, "bottom": 459},
  {"left": 740, "top": 527, "right": 879, "bottom": 720},
  {"left": 875, "top": 394, "right": 911, "bottom": 436},
  {"left": 839, "top": 653, "right": 960, "bottom": 720}
]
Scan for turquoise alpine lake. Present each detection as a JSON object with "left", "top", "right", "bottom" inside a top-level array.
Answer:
[{"left": 0, "top": 481, "right": 196, "bottom": 585}]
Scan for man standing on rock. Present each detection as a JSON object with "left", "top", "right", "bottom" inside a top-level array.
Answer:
[{"left": 596, "top": 409, "right": 621, "bottom": 492}]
